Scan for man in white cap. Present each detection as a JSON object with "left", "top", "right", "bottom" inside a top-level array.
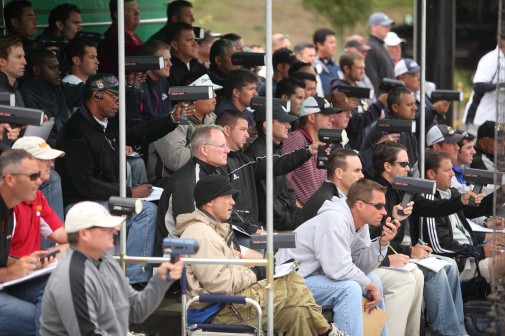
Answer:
[
  {"left": 148, "top": 72, "right": 221, "bottom": 185},
  {"left": 383, "top": 32, "right": 406, "bottom": 66},
  {"left": 40, "top": 201, "right": 183, "bottom": 335},
  {"left": 11, "top": 136, "right": 67, "bottom": 257},
  {"left": 365, "top": 12, "right": 395, "bottom": 95}
]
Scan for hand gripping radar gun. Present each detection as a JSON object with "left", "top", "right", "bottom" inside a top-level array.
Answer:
[
  {"left": 169, "top": 86, "right": 213, "bottom": 125},
  {"left": 163, "top": 237, "right": 199, "bottom": 280},
  {"left": 392, "top": 176, "right": 436, "bottom": 215},
  {"left": 463, "top": 168, "right": 505, "bottom": 206}
]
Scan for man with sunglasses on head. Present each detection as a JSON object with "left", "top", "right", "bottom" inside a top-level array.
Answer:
[
  {"left": 56, "top": 73, "right": 189, "bottom": 288},
  {"left": 276, "top": 178, "right": 402, "bottom": 336},
  {"left": 0, "top": 149, "right": 57, "bottom": 335},
  {"left": 370, "top": 141, "right": 482, "bottom": 336}
]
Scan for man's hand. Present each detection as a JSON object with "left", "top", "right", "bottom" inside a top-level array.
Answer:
[
  {"left": 432, "top": 100, "right": 451, "bottom": 114},
  {"left": 308, "top": 140, "right": 325, "bottom": 155},
  {"left": 158, "top": 260, "right": 183, "bottom": 281},
  {"left": 378, "top": 93, "right": 388, "bottom": 106},
  {"left": 411, "top": 243, "right": 432, "bottom": 259},
  {"left": 379, "top": 218, "right": 400, "bottom": 245},
  {"left": 460, "top": 191, "right": 484, "bottom": 205},
  {"left": 6, "top": 255, "right": 38, "bottom": 279},
  {"left": 485, "top": 216, "right": 505, "bottom": 230},
  {"left": 0, "top": 123, "right": 21, "bottom": 141},
  {"left": 171, "top": 101, "right": 196, "bottom": 123},
  {"left": 131, "top": 184, "right": 152, "bottom": 198},
  {"left": 392, "top": 201, "right": 414, "bottom": 222},
  {"left": 364, "top": 280, "right": 382, "bottom": 312},
  {"left": 377, "top": 133, "right": 400, "bottom": 144},
  {"left": 388, "top": 253, "right": 410, "bottom": 267}
]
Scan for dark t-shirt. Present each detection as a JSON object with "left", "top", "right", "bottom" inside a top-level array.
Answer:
[{"left": 0, "top": 196, "right": 14, "bottom": 267}]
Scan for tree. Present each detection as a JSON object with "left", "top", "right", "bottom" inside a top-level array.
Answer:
[{"left": 301, "top": 0, "right": 372, "bottom": 33}]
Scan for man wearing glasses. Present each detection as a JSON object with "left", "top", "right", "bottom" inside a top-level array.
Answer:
[
  {"left": 56, "top": 73, "right": 187, "bottom": 288},
  {"left": 0, "top": 149, "right": 57, "bottom": 334},
  {"left": 370, "top": 141, "right": 481, "bottom": 336},
  {"left": 276, "top": 178, "right": 401, "bottom": 336}
]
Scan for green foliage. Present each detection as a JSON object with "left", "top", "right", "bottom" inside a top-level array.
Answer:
[{"left": 301, "top": 0, "right": 373, "bottom": 32}]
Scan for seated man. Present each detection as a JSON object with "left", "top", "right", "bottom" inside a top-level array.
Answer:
[
  {"left": 11, "top": 137, "right": 67, "bottom": 256},
  {"left": 177, "top": 174, "right": 344, "bottom": 336},
  {"left": 471, "top": 120, "right": 505, "bottom": 171},
  {"left": 40, "top": 201, "right": 183, "bottom": 335},
  {"left": 276, "top": 178, "right": 400, "bottom": 336},
  {"left": 421, "top": 149, "right": 505, "bottom": 282},
  {"left": 0, "top": 149, "right": 57, "bottom": 335},
  {"left": 56, "top": 73, "right": 188, "bottom": 286},
  {"left": 451, "top": 131, "right": 476, "bottom": 193}
]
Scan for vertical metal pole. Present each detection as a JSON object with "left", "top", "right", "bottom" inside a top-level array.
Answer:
[
  {"left": 117, "top": 0, "right": 128, "bottom": 272},
  {"left": 265, "top": 0, "right": 274, "bottom": 335},
  {"left": 419, "top": 0, "right": 426, "bottom": 179}
]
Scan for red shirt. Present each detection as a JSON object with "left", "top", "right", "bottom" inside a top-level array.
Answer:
[{"left": 11, "top": 190, "right": 63, "bottom": 256}]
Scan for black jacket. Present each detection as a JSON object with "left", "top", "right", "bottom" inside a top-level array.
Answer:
[
  {"left": 19, "top": 77, "right": 84, "bottom": 147},
  {"left": 0, "top": 196, "right": 14, "bottom": 267},
  {"left": 55, "top": 104, "right": 178, "bottom": 206},
  {"left": 370, "top": 174, "right": 466, "bottom": 266},
  {"left": 168, "top": 56, "right": 208, "bottom": 87},
  {"left": 224, "top": 144, "right": 312, "bottom": 234},
  {"left": 244, "top": 133, "right": 302, "bottom": 231},
  {"left": 364, "top": 35, "right": 395, "bottom": 95},
  {"left": 419, "top": 187, "right": 494, "bottom": 258},
  {"left": 155, "top": 157, "right": 221, "bottom": 254},
  {"left": 298, "top": 181, "right": 341, "bottom": 225}
]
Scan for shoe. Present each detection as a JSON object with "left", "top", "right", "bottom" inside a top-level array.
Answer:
[{"left": 327, "top": 323, "right": 347, "bottom": 336}]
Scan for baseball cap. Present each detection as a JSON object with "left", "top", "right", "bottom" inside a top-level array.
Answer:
[
  {"left": 477, "top": 121, "right": 504, "bottom": 139},
  {"left": 394, "top": 58, "right": 420, "bottom": 77},
  {"left": 344, "top": 39, "right": 372, "bottom": 51},
  {"left": 86, "top": 73, "right": 119, "bottom": 94},
  {"left": 368, "top": 12, "right": 395, "bottom": 26},
  {"left": 189, "top": 74, "right": 222, "bottom": 90},
  {"left": 426, "top": 124, "right": 465, "bottom": 146},
  {"left": 325, "top": 92, "right": 356, "bottom": 111},
  {"left": 12, "top": 136, "right": 64, "bottom": 160},
  {"left": 65, "top": 201, "right": 125, "bottom": 233},
  {"left": 384, "top": 32, "right": 406, "bottom": 47},
  {"left": 299, "top": 96, "right": 342, "bottom": 117},
  {"left": 273, "top": 48, "right": 297, "bottom": 68},
  {"left": 194, "top": 175, "right": 239, "bottom": 207},
  {"left": 254, "top": 103, "right": 298, "bottom": 123}
]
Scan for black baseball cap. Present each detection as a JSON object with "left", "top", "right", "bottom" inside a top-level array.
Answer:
[
  {"left": 194, "top": 175, "right": 239, "bottom": 207},
  {"left": 86, "top": 73, "right": 119, "bottom": 94},
  {"left": 254, "top": 103, "right": 298, "bottom": 123}
]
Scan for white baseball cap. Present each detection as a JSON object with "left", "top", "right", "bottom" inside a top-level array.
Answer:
[
  {"left": 189, "top": 74, "right": 222, "bottom": 90},
  {"left": 299, "top": 96, "right": 341, "bottom": 117},
  {"left": 65, "top": 201, "right": 125, "bottom": 233},
  {"left": 12, "top": 136, "right": 64, "bottom": 160},
  {"left": 384, "top": 32, "right": 406, "bottom": 47}
]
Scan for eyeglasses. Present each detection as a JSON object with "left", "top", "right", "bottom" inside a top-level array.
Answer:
[
  {"left": 357, "top": 199, "right": 386, "bottom": 210},
  {"left": 204, "top": 143, "right": 228, "bottom": 149},
  {"left": 4, "top": 171, "right": 41, "bottom": 181},
  {"left": 102, "top": 90, "right": 119, "bottom": 101},
  {"left": 393, "top": 161, "right": 410, "bottom": 168}
]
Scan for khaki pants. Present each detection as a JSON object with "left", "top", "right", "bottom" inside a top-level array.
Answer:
[{"left": 212, "top": 271, "right": 330, "bottom": 336}]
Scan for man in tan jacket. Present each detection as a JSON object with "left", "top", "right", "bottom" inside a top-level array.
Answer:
[{"left": 176, "top": 174, "right": 345, "bottom": 336}]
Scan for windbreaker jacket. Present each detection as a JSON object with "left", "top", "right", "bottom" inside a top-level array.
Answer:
[
  {"left": 176, "top": 209, "right": 257, "bottom": 308},
  {"left": 56, "top": 104, "right": 178, "bottom": 205}
]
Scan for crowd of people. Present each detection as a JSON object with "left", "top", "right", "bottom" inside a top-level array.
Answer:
[{"left": 0, "top": 0, "right": 504, "bottom": 335}]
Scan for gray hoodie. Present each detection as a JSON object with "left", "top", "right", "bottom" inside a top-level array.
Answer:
[{"left": 276, "top": 197, "right": 388, "bottom": 288}]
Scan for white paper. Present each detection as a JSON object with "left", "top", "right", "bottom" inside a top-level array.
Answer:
[
  {"left": 383, "top": 263, "right": 418, "bottom": 272},
  {"left": 232, "top": 225, "right": 251, "bottom": 237},
  {"left": 410, "top": 256, "right": 451, "bottom": 272},
  {"left": 469, "top": 220, "right": 505, "bottom": 233},
  {"left": 0, "top": 262, "right": 58, "bottom": 289},
  {"left": 274, "top": 261, "right": 298, "bottom": 278},
  {"left": 24, "top": 120, "right": 55, "bottom": 141},
  {"left": 142, "top": 186, "right": 163, "bottom": 202}
]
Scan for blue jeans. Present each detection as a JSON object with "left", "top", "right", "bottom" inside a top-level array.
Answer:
[
  {"left": 420, "top": 256, "right": 466, "bottom": 336},
  {"left": 0, "top": 275, "right": 48, "bottom": 336},
  {"left": 305, "top": 272, "right": 387, "bottom": 336},
  {"left": 39, "top": 170, "right": 64, "bottom": 250},
  {"left": 65, "top": 200, "right": 157, "bottom": 284}
]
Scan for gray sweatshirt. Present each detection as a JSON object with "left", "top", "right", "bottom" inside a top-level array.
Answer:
[
  {"left": 40, "top": 247, "right": 173, "bottom": 335},
  {"left": 275, "top": 197, "right": 388, "bottom": 288}
]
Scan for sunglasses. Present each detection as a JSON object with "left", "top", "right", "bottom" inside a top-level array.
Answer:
[
  {"left": 394, "top": 161, "right": 410, "bottom": 168},
  {"left": 358, "top": 199, "right": 386, "bottom": 210},
  {"left": 6, "top": 171, "right": 41, "bottom": 181}
]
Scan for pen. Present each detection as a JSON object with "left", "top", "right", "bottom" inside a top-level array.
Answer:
[
  {"left": 418, "top": 239, "right": 427, "bottom": 246},
  {"left": 388, "top": 245, "right": 398, "bottom": 254}
]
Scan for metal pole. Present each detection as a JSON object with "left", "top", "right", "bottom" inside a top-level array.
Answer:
[
  {"left": 419, "top": 0, "right": 426, "bottom": 179},
  {"left": 117, "top": 0, "right": 128, "bottom": 273},
  {"left": 265, "top": 0, "right": 274, "bottom": 335}
]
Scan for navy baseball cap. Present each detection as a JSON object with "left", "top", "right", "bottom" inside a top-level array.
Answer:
[
  {"left": 395, "top": 58, "right": 420, "bottom": 77},
  {"left": 254, "top": 103, "right": 298, "bottom": 123},
  {"left": 368, "top": 12, "right": 395, "bottom": 26}
]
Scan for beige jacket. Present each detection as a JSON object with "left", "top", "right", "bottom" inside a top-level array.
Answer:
[{"left": 176, "top": 210, "right": 257, "bottom": 307}]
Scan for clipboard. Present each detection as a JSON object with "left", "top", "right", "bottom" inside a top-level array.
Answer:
[{"left": 362, "top": 297, "right": 388, "bottom": 336}]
